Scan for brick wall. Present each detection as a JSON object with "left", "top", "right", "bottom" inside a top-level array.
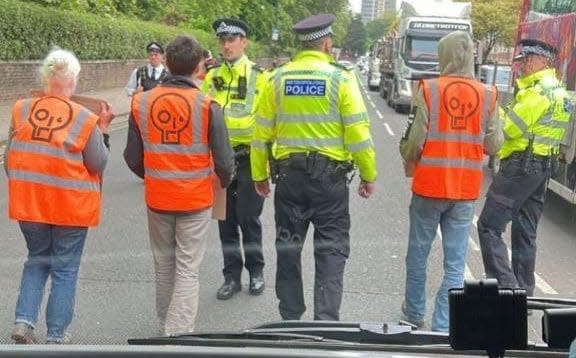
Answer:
[{"left": 0, "top": 60, "right": 147, "bottom": 103}]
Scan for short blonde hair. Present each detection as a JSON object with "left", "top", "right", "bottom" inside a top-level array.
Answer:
[{"left": 39, "top": 47, "right": 81, "bottom": 87}]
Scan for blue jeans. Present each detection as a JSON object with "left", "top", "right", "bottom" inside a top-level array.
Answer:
[
  {"left": 15, "top": 221, "right": 87, "bottom": 342},
  {"left": 404, "top": 194, "right": 474, "bottom": 332}
]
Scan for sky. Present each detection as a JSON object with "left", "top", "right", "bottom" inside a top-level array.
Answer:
[{"left": 349, "top": 0, "right": 361, "bottom": 13}]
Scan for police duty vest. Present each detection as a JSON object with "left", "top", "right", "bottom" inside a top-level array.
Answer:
[
  {"left": 413, "top": 77, "right": 497, "bottom": 200},
  {"left": 131, "top": 86, "right": 214, "bottom": 211},
  {"left": 7, "top": 96, "right": 102, "bottom": 226},
  {"left": 137, "top": 66, "right": 168, "bottom": 92}
]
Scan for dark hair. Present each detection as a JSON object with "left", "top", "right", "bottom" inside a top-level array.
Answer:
[
  {"left": 302, "top": 37, "right": 328, "bottom": 50},
  {"left": 166, "top": 35, "right": 203, "bottom": 76}
]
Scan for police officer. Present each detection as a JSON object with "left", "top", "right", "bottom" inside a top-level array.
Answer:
[
  {"left": 478, "top": 39, "right": 572, "bottom": 299},
  {"left": 125, "top": 42, "right": 168, "bottom": 96},
  {"left": 201, "top": 18, "right": 268, "bottom": 300},
  {"left": 251, "top": 14, "right": 377, "bottom": 321}
]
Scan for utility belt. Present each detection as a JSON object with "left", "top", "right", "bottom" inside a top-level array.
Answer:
[
  {"left": 276, "top": 152, "right": 354, "bottom": 181},
  {"left": 506, "top": 150, "right": 558, "bottom": 173}
]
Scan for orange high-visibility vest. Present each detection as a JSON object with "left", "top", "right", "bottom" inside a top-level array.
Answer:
[
  {"left": 7, "top": 96, "right": 102, "bottom": 226},
  {"left": 412, "top": 77, "right": 497, "bottom": 200},
  {"left": 131, "top": 86, "right": 213, "bottom": 211}
]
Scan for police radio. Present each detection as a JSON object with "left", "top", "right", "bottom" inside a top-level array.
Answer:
[{"left": 236, "top": 76, "right": 247, "bottom": 100}]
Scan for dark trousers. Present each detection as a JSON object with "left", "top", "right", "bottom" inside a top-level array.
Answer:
[
  {"left": 274, "top": 157, "right": 350, "bottom": 321},
  {"left": 477, "top": 154, "right": 550, "bottom": 296},
  {"left": 218, "top": 155, "right": 265, "bottom": 282}
]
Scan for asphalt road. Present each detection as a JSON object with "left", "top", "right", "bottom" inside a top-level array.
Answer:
[{"left": 0, "top": 77, "right": 574, "bottom": 346}]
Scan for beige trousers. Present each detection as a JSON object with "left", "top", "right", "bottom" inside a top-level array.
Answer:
[{"left": 147, "top": 208, "right": 210, "bottom": 336}]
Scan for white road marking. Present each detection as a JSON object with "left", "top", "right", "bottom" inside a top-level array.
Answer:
[
  {"left": 383, "top": 122, "right": 395, "bottom": 136},
  {"left": 376, "top": 110, "right": 383, "bottom": 120},
  {"left": 472, "top": 215, "right": 558, "bottom": 294}
]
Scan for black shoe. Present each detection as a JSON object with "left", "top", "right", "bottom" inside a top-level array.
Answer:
[
  {"left": 217, "top": 279, "right": 241, "bottom": 300},
  {"left": 249, "top": 274, "right": 265, "bottom": 295}
]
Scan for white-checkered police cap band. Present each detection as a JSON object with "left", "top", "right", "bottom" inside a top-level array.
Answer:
[
  {"left": 523, "top": 45, "right": 554, "bottom": 59},
  {"left": 216, "top": 22, "right": 246, "bottom": 37},
  {"left": 298, "top": 26, "right": 333, "bottom": 41}
]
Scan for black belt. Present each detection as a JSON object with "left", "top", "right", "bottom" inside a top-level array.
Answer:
[{"left": 508, "top": 151, "right": 552, "bottom": 161}]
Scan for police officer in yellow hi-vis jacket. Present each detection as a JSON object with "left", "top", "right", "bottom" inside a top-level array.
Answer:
[
  {"left": 478, "top": 39, "right": 572, "bottom": 299},
  {"left": 201, "top": 18, "right": 268, "bottom": 300},
  {"left": 251, "top": 14, "right": 377, "bottom": 321}
]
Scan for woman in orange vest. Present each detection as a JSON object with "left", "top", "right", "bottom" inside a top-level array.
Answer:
[
  {"left": 399, "top": 31, "right": 503, "bottom": 332},
  {"left": 4, "top": 48, "right": 114, "bottom": 344}
]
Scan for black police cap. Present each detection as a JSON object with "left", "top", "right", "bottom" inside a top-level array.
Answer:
[
  {"left": 513, "top": 38, "right": 557, "bottom": 61},
  {"left": 146, "top": 42, "right": 164, "bottom": 54},
  {"left": 292, "top": 14, "right": 335, "bottom": 41},
  {"left": 212, "top": 18, "right": 249, "bottom": 37}
]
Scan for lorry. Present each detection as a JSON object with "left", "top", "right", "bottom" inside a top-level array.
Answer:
[
  {"left": 374, "top": 0, "right": 473, "bottom": 113},
  {"left": 511, "top": 0, "right": 576, "bottom": 203}
]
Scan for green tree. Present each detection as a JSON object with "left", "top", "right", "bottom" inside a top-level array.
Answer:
[
  {"left": 365, "top": 13, "right": 396, "bottom": 44},
  {"left": 466, "top": 0, "right": 522, "bottom": 62},
  {"left": 345, "top": 14, "right": 367, "bottom": 56}
]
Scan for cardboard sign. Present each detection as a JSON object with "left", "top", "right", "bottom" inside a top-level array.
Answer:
[
  {"left": 30, "top": 89, "right": 107, "bottom": 115},
  {"left": 211, "top": 175, "right": 227, "bottom": 220}
]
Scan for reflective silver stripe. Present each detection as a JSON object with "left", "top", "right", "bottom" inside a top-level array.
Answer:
[
  {"left": 9, "top": 140, "right": 83, "bottom": 161},
  {"left": 426, "top": 132, "right": 484, "bottom": 145},
  {"left": 146, "top": 167, "right": 212, "bottom": 180},
  {"left": 481, "top": 87, "right": 492, "bottom": 135},
  {"left": 534, "top": 135, "right": 560, "bottom": 146},
  {"left": 251, "top": 140, "right": 267, "bottom": 149},
  {"left": 544, "top": 120, "right": 569, "bottom": 129},
  {"left": 342, "top": 112, "right": 369, "bottom": 125},
  {"left": 138, "top": 91, "right": 152, "bottom": 138},
  {"left": 144, "top": 143, "right": 209, "bottom": 154},
  {"left": 64, "top": 108, "right": 90, "bottom": 148},
  {"left": 277, "top": 137, "right": 344, "bottom": 147},
  {"left": 277, "top": 113, "right": 335, "bottom": 123},
  {"left": 256, "top": 115, "right": 275, "bottom": 128},
  {"left": 8, "top": 169, "right": 99, "bottom": 191},
  {"left": 192, "top": 94, "right": 204, "bottom": 143},
  {"left": 347, "top": 138, "right": 373, "bottom": 153},
  {"left": 429, "top": 79, "right": 440, "bottom": 130},
  {"left": 226, "top": 68, "right": 258, "bottom": 118},
  {"left": 507, "top": 110, "right": 529, "bottom": 136},
  {"left": 274, "top": 68, "right": 283, "bottom": 115},
  {"left": 419, "top": 157, "right": 483, "bottom": 170},
  {"left": 227, "top": 127, "right": 253, "bottom": 137},
  {"left": 19, "top": 99, "right": 32, "bottom": 126},
  {"left": 328, "top": 72, "right": 340, "bottom": 118}
]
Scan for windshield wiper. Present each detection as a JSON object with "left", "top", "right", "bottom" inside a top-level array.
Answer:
[{"left": 129, "top": 320, "right": 450, "bottom": 348}]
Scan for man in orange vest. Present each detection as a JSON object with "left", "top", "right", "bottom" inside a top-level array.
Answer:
[
  {"left": 124, "top": 35, "right": 235, "bottom": 336},
  {"left": 5, "top": 48, "right": 114, "bottom": 344},
  {"left": 399, "top": 31, "right": 503, "bottom": 332}
]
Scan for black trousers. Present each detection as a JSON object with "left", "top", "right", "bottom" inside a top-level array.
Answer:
[
  {"left": 477, "top": 154, "right": 551, "bottom": 296},
  {"left": 218, "top": 155, "right": 265, "bottom": 281},
  {"left": 274, "top": 157, "right": 350, "bottom": 321}
]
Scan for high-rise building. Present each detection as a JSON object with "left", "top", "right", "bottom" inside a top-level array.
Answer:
[
  {"left": 384, "top": 0, "right": 397, "bottom": 15},
  {"left": 361, "top": 0, "right": 386, "bottom": 23}
]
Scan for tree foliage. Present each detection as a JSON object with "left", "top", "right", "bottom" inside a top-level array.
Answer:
[
  {"left": 18, "top": 0, "right": 355, "bottom": 58},
  {"left": 365, "top": 13, "right": 396, "bottom": 45},
  {"left": 464, "top": 0, "right": 522, "bottom": 61},
  {"left": 345, "top": 14, "right": 367, "bottom": 56}
]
